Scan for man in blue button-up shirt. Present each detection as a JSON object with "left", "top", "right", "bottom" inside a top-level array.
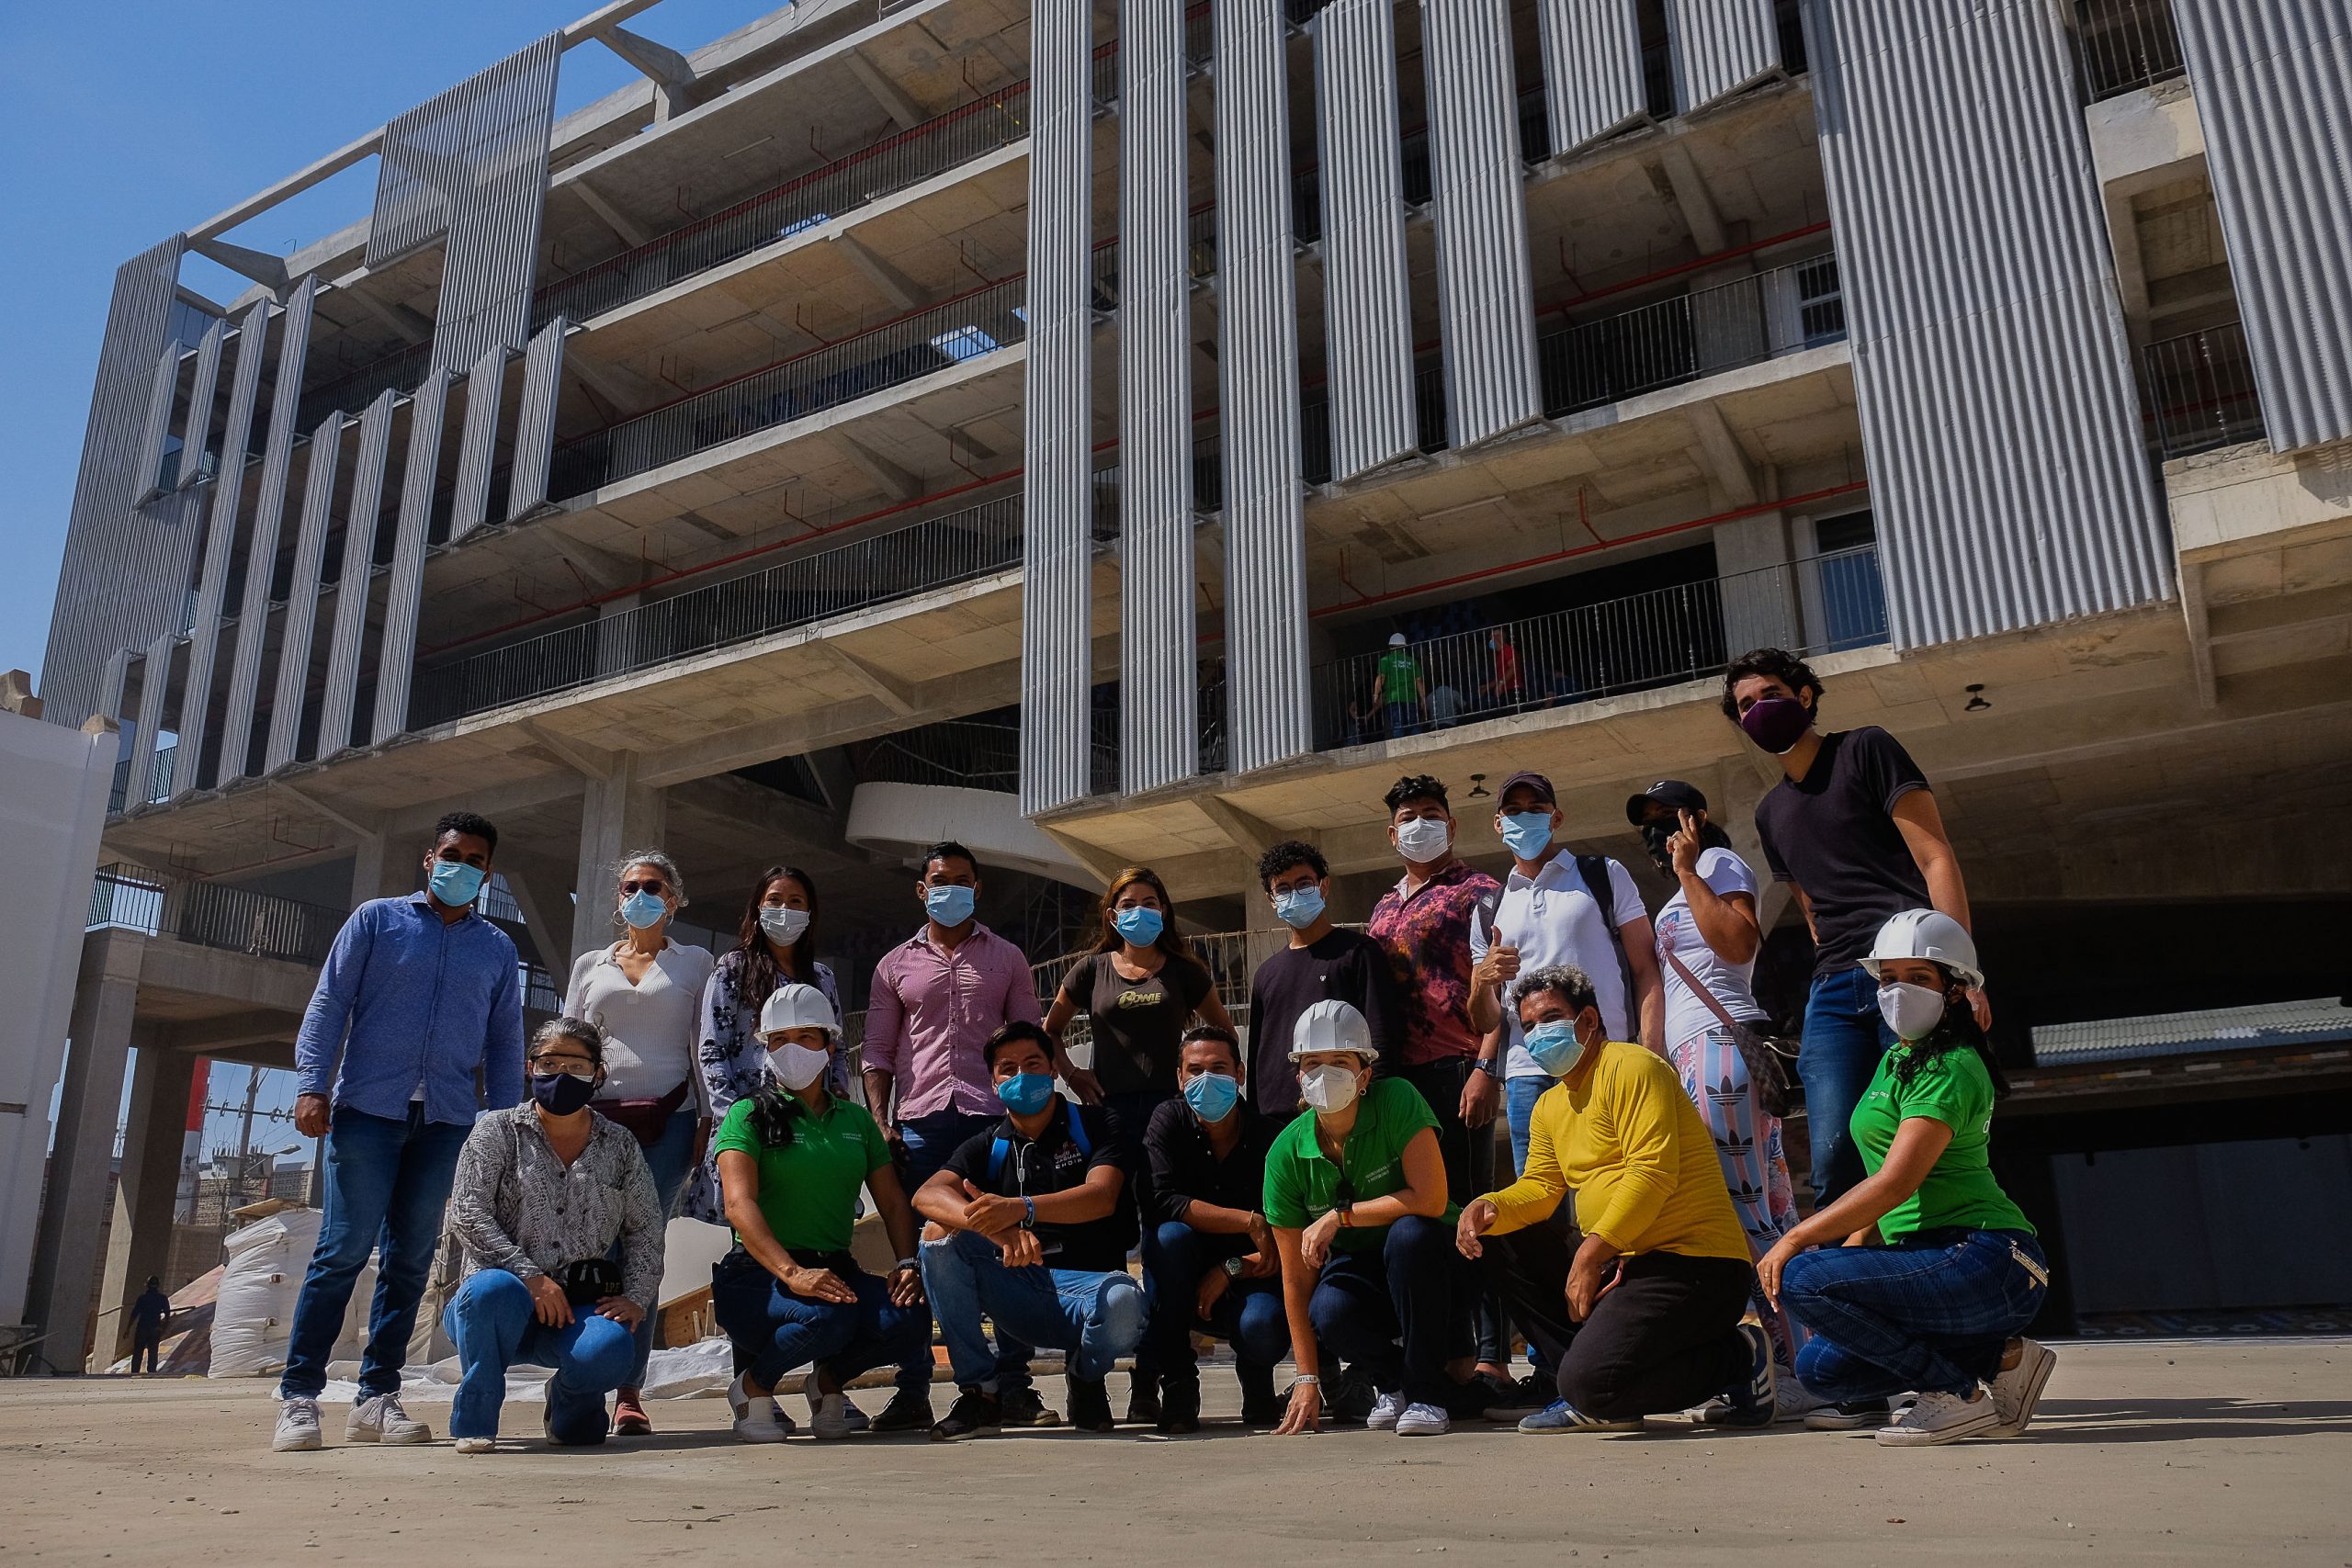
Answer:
[{"left": 272, "top": 812, "right": 526, "bottom": 1453}]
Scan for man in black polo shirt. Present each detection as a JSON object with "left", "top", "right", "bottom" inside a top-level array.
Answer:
[
  {"left": 1245, "top": 840, "right": 1404, "bottom": 1116},
  {"left": 1722, "top": 647, "right": 1984, "bottom": 1205},
  {"left": 1141, "top": 1025, "right": 1289, "bottom": 1433},
  {"left": 913, "top": 1023, "right": 1145, "bottom": 1440}
]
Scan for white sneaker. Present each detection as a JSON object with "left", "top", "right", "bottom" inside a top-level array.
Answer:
[
  {"left": 453, "top": 1437, "right": 495, "bottom": 1455},
  {"left": 1365, "top": 1391, "right": 1406, "bottom": 1431},
  {"left": 1875, "top": 1389, "right": 1999, "bottom": 1447},
  {"left": 1987, "top": 1338, "right": 2056, "bottom": 1436},
  {"left": 346, "top": 1392, "right": 432, "bottom": 1445},
  {"left": 1394, "top": 1401, "right": 1451, "bottom": 1436},
  {"left": 1773, "top": 1377, "right": 1829, "bottom": 1423},
  {"left": 273, "top": 1396, "right": 322, "bottom": 1452},
  {"left": 728, "top": 1374, "right": 791, "bottom": 1443},
  {"left": 808, "top": 1389, "right": 854, "bottom": 1441}
]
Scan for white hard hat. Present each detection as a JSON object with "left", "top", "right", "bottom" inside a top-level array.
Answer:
[
  {"left": 1859, "top": 908, "right": 1983, "bottom": 988},
  {"left": 1387, "top": 633, "right": 1408, "bottom": 647},
  {"left": 1289, "top": 998, "right": 1376, "bottom": 1061},
  {"left": 760, "top": 982, "right": 840, "bottom": 1037}
]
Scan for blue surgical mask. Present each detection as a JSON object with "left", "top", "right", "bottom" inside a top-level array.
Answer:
[
  {"left": 996, "top": 1071, "right": 1057, "bottom": 1116},
  {"left": 429, "top": 860, "right": 485, "bottom": 908},
  {"left": 1272, "top": 886, "right": 1326, "bottom": 929},
  {"left": 1524, "top": 1019, "right": 1588, "bottom": 1078},
  {"left": 1182, "top": 1070, "right": 1240, "bottom": 1123},
  {"left": 620, "top": 889, "right": 666, "bottom": 930},
  {"left": 1499, "top": 812, "right": 1555, "bottom": 861},
  {"left": 925, "top": 884, "right": 977, "bottom": 927},
  {"left": 1114, "top": 906, "right": 1165, "bottom": 945}
]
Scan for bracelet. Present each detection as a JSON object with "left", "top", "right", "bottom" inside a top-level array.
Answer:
[
  {"left": 1022, "top": 1196, "right": 1036, "bottom": 1228},
  {"left": 1336, "top": 1205, "right": 1354, "bottom": 1229},
  {"left": 1292, "top": 1374, "right": 1320, "bottom": 1386},
  {"left": 894, "top": 1257, "right": 920, "bottom": 1272}
]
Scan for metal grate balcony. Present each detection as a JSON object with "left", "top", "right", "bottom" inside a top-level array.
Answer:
[
  {"left": 2143, "top": 321, "right": 2265, "bottom": 458},
  {"left": 87, "top": 863, "right": 347, "bottom": 967},
  {"left": 2073, "top": 0, "right": 2187, "bottom": 102}
]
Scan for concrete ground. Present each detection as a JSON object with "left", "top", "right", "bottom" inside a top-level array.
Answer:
[{"left": 3, "top": 1339, "right": 2346, "bottom": 1565}]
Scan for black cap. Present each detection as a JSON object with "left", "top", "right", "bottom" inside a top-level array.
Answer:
[
  {"left": 1497, "top": 771, "right": 1556, "bottom": 807},
  {"left": 1624, "top": 778, "right": 1709, "bottom": 826}
]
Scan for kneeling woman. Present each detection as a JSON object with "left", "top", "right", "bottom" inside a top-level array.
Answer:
[
  {"left": 1266, "top": 1000, "right": 1479, "bottom": 1438},
  {"left": 712, "top": 983, "right": 932, "bottom": 1441},
  {"left": 445, "top": 1018, "right": 666, "bottom": 1453},
  {"left": 1759, "top": 911, "right": 2056, "bottom": 1448}
]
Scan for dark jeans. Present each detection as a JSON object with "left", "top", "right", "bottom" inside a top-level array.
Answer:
[
  {"left": 1308, "top": 1215, "right": 1479, "bottom": 1406},
  {"left": 1399, "top": 1058, "right": 1507, "bottom": 1366},
  {"left": 1485, "top": 1223, "right": 1754, "bottom": 1420},
  {"left": 131, "top": 1330, "right": 163, "bottom": 1374},
  {"left": 897, "top": 1107, "right": 1032, "bottom": 1392},
  {"left": 1800, "top": 968, "right": 1896, "bottom": 1205},
  {"left": 1102, "top": 1089, "right": 1170, "bottom": 1391},
  {"left": 1782, "top": 1229, "right": 2048, "bottom": 1400},
  {"left": 280, "top": 1104, "right": 470, "bottom": 1399},
  {"left": 709, "top": 1249, "right": 934, "bottom": 1396},
  {"left": 1144, "top": 1220, "right": 1289, "bottom": 1385}
]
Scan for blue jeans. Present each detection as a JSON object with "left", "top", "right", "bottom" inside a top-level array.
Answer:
[
  {"left": 280, "top": 1104, "right": 470, "bottom": 1399},
  {"left": 920, "top": 1227, "right": 1146, "bottom": 1388},
  {"left": 896, "top": 1108, "right": 1033, "bottom": 1389},
  {"left": 445, "top": 1269, "right": 635, "bottom": 1442},
  {"left": 1143, "top": 1221, "right": 1289, "bottom": 1383},
  {"left": 1800, "top": 968, "right": 1896, "bottom": 1205},
  {"left": 1308, "top": 1215, "right": 1479, "bottom": 1407},
  {"left": 708, "top": 1249, "right": 933, "bottom": 1395},
  {"left": 612, "top": 1108, "right": 695, "bottom": 1388},
  {"left": 1782, "top": 1229, "right": 2049, "bottom": 1399}
]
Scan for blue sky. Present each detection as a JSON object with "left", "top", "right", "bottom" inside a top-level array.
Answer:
[{"left": 0, "top": 0, "right": 769, "bottom": 688}]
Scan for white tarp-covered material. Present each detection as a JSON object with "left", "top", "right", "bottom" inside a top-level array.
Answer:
[
  {"left": 209, "top": 1209, "right": 374, "bottom": 1378},
  {"left": 320, "top": 1336, "right": 739, "bottom": 1404}
]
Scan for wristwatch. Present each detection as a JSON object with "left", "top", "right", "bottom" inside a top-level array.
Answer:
[
  {"left": 1474, "top": 1056, "right": 1505, "bottom": 1079},
  {"left": 1221, "top": 1256, "right": 1246, "bottom": 1279},
  {"left": 1019, "top": 1196, "right": 1036, "bottom": 1230},
  {"left": 894, "top": 1256, "right": 920, "bottom": 1273}
]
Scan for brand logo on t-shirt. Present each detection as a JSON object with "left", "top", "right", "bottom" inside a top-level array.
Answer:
[{"left": 1114, "top": 987, "right": 1165, "bottom": 1010}]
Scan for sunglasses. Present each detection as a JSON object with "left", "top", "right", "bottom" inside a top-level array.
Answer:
[{"left": 619, "top": 878, "right": 668, "bottom": 896}]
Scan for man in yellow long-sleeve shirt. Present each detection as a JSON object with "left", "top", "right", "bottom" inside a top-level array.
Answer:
[{"left": 1456, "top": 964, "right": 1774, "bottom": 1432}]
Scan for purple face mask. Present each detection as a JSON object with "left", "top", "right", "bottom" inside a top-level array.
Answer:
[{"left": 1738, "top": 695, "right": 1812, "bottom": 755}]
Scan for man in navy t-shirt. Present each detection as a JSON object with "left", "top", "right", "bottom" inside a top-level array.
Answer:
[{"left": 1721, "top": 648, "right": 1984, "bottom": 1205}]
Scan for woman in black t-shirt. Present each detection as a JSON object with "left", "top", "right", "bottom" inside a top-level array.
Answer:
[{"left": 1044, "top": 864, "right": 1234, "bottom": 1423}]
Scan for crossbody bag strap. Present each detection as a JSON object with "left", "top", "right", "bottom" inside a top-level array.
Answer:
[{"left": 1662, "top": 942, "right": 1748, "bottom": 1036}]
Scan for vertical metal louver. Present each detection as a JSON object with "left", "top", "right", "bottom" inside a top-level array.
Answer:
[
  {"left": 1018, "top": 0, "right": 1096, "bottom": 815},
  {"left": 174, "top": 321, "right": 226, "bottom": 492},
  {"left": 371, "top": 369, "right": 454, "bottom": 742},
  {"left": 316, "top": 391, "right": 397, "bottom": 756},
  {"left": 123, "top": 634, "right": 175, "bottom": 809},
  {"left": 1805, "top": 0, "right": 2171, "bottom": 648},
  {"left": 1315, "top": 0, "right": 1419, "bottom": 480},
  {"left": 266, "top": 413, "right": 345, "bottom": 774},
  {"left": 1419, "top": 0, "right": 1542, "bottom": 450},
  {"left": 448, "top": 344, "right": 509, "bottom": 541},
  {"left": 1215, "top": 0, "right": 1314, "bottom": 773},
  {"left": 219, "top": 277, "right": 317, "bottom": 784},
  {"left": 169, "top": 299, "right": 272, "bottom": 800},
  {"left": 1537, "top": 0, "right": 1647, "bottom": 153},
  {"left": 504, "top": 317, "right": 569, "bottom": 518},
  {"left": 40, "top": 234, "right": 189, "bottom": 725},
  {"left": 2172, "top": 0, "right": 2352, "bottom": 453},
  {"left": 1117, "top": 0, "right": 1201, "bottom": 792},
  {"left": 1664, "top": 0, "right": 1781, "bottom": 112}
]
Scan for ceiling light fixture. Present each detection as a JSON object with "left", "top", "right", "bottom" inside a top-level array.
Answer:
[{"left": 1964, "top": 683, "right": 1991, "bottom": 713}]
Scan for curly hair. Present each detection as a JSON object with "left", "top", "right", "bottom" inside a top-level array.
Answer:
[{"left": 1720, "top": 648, "right": 1823, "bottom": 723}]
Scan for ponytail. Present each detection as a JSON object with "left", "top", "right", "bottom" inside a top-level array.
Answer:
[
  {"left": 745, "top": 1077, "right": 800, "bottom": 1147},
  {"left": 1889, "top": 973, "right": 2008, "bottom": 1100}
]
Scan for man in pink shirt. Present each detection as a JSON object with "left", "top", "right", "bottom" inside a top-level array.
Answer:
[{"left": 863, "top": 840, "right": 1047, "bottom": 1421}]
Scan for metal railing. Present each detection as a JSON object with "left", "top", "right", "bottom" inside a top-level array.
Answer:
[
  {"left": 410, "top": 494, "right": 1023, "bottom": 726},
  {"left": 1539, "top": 254, "right": 1845, "bottom": 418},
  {"left": 87, "top": 863, "right": 347, "bottom": 968},
  {"left": 1308, "top": 544, "right": 1887, "bottom": 749},
  {"left": 854, "top": 719, "right": 1023, "bottom": 792},
  {"left": 536, "top": 83, "right": 1035, "bottom": 327},
  {"left": 2073, "top": 0, "right": 2187, "bottom": 102},
  {"left": 548, "top": 275, "right": 1030, "bottom": 499},
  {"left": 522, "top": 960, "right": 563, "bottom": 1014},
  {"left": 108, "top": 743, "right": 176, "bottom": 813},
  {"left": 2143, "top": 321, "right": 2265, "bottom": 458}
]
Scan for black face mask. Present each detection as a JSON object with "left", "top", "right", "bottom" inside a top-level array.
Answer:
[
  {"left": 530, "top": 1071, "right": 599, "bottom": 1116},
  {"left": 1639, "top": 820, "right": 1677, "bottom": 874}
]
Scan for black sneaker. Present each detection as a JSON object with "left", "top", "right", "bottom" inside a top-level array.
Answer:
[
  {"left": 1125, "top": 1373, "right": 1162, "bottom": 1427},
  {"left": 1157, "top": 1379, "right": 1202, "bottom": 1435},
  {"left": 1324, "top": 1365, "right": 1377, "bottom": 1426},
  {"left": 1238, "top": 1362, "right": 1283, "bottom": 1427},
  {"left": 1468, "top": 1371, "right": 1547, "bottom": 1422},
  {"left": 998, "top": 1386, "right": 1062, "bottom": 1428},
  {"left": 1805, "top": 1397, "right": 1892, "bottom": 1431},
  {"left": 867, "top": 1387, "right": 933, "bottom": 1435},
  {"left": 929, "top": 1386, "right": 1001, "bottom": 1442},
  {"left": 1067, "top": 1375, "right": 1117, "bottom": 1433},
  {"left": 1713, "top": 1323, "right": 1777, "bottom": 1428}
]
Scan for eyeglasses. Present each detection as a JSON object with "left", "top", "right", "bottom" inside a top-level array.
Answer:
[
  {"left": 619, "top": 879, "right": 667, "bottom": 896},
  {"left": 530, "top": 1063, "right": 597, "bottom": 1079}
]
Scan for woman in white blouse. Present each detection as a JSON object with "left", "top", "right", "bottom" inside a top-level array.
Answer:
[{"left": 562, "top": 848, "right": 715, "bottom": 1436}]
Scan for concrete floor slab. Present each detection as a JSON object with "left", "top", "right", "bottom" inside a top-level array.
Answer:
[{"left": 3, "top": 1339, "right": 2345, "bottom": 1564}]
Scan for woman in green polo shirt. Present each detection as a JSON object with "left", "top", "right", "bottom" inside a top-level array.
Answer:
[
  {"left": 711, "top": 983, "right": 932, "bottom": 1442},
  {"left": 1265, "top": 999, "right": 1478, "bottom": 1438},
  {"left": 1758, "top": 911, "right": 2057, "bottom": 1449}
]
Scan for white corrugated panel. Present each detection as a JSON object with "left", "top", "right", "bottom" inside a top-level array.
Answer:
[
  {"left": 503, "top": 317, "right": 567, "bottom": 519},
  {"left": 448, "top": 345, "right": 508, "bottom": 541},
  {"left": 2032, "top": 996, "right": 2352, "bottom": 1066},
  {"left": 1806, "top": 0, "right": 2172, "bottom": 648},
  {"left": 2173, "top": 0, "right": 2352, "bottom": 453},
  {"left": 265, "top": 414, "right": 345, "bottom": 773},
  {"left": 1538, "top": 0, "right": 1647, "bottom": 152},
  {"left": 371, "top": 369, "right": 454, "bottom": 743},
  {"left": 173, "top": 321, "right": 225, "bottom": 491},
  {"left": 1216, "top": 0, "right": 1314, "bottom": 774},
  {"left": 1316, "top": 0, "right": 1418, "bottom": 480},
  {"left": 1420, "top": 0, "right": 1542, "bottom": 450},
  {"left": 1665, "top": 0, "right": 1780, "bottom": 112},
  {"left": 1118, "top": 0, "right": 1201, "bottom": 792},
  {"left": 315, "top": 391, "right": 396, "bottom": 757},
  {"left": 219, "top": 277, "right": 317, "bottom": 784}
]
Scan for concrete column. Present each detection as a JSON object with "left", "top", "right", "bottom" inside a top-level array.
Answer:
[
  {"left": 93, "top": 1043, "right": 197, "bottom": 1369},
  {"left": 347, "top": 829, "right": 416, "bottom": 909},
  {"left": 1713, "top": 510, "right": 1801, "bottom": 658},
  {"left": 571, "top": 752, "right": 663, "bottom": 964},
  {"left": 22, "top": 934, "right": 141, "bottom": 1373},
  {"left": 494, "top": 852, "right": 574, "bottom": 977}
]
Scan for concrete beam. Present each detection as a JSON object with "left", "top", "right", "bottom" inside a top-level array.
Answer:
[
  {"left": 276, "top": 779, "right": 382, "bottom": 840},
  {"left": 1657, "top": 142, "right": 1727, "bottom": 256},
  {"left": 836, "top": 432, "right": 922, "bottom": 502},
  {"left": 832, "top": 233, "right": 925, "bottom": 311},
  {"left": 845, "top": 50, "right": 924, "bottom": 130},
  {"left": 189, "top": 237, "right": 289, "bottom": 295},
  {"left": 521, "top": 717, "right": 616, "bottom": 780},
  {"left": 570, "top": 177, "right": 653, "bottom": 250},
  {"left": 824, "top": 644, "right": 924, "bottom": 716},
  {"left": 1040, "top": 825, "right": 1125, "bottom": 887},
  {"left": 1196, "top": 794, "right": 1302, "bottom": 859},
  {"left": 667, "top": 772, "right": 856, "bottom": 853},
  {"left": 566, "top": 349, "right": 666, "bottom": 410},
  {"left": 1683, "top": 401, "right": 1761, "bottom": 508},
  {"left": 351, "top": 292, "right": 434, "bottom": 347},
  {"left": 593, "top": 24, "right": 704, "bottom": 119},
  {"left": 2181, "top": 559, "right": 2219, "bottom": 709}
]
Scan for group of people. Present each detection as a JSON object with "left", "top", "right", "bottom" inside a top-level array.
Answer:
[{"left": 265, "top": 645, "right": 2056, "bottom": 1457}]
